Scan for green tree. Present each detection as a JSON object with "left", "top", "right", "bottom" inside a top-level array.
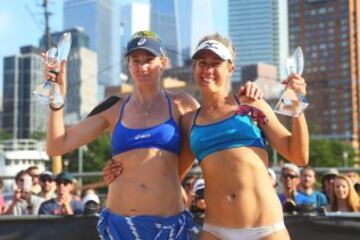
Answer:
[
  {"left": 0, "top": 128, "right": 11, "bottom": 140},
  {"left": 30, "top": 130, "right": 46, "bottom": 140},
  {"left": 268, "top": 139, "right": 355, "bottom": 167},
  {"left": 66, "top": 132, "right": 111, "bottom": 173}
]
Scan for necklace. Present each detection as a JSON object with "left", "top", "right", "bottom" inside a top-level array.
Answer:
[{"left": 136, "top": 91, "right": 162, "bottom": 116}]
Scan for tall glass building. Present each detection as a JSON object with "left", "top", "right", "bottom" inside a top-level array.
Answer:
[
  {"left": 229, "top": 0, "right": 289, "bottom": 82},
  {"left": 63, "top": 0, "right": 120, "bottom": 99},
  {"left": 178, "top": 0, "right": 213, "bottom": 64},
  {"left": 150, "top": 0, "right": 182, "bottom": 67},
  {"left": 120, "top": 2, "right": 150, "bottom": 74}
]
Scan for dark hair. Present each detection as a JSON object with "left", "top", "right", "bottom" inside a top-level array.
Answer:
[
  {"left": 15, "top": 170, "right": 28, "bottom": 182},
  {"left": 0, "top": 177, "right": 3, "bottom": 189},
  {"left": 86, "top": 96, "right": 121, "bottom": 118}
]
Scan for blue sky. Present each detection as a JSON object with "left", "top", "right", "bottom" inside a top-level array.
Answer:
[{"left": 0, "top": 0, "right": 228, "bottom": 92}]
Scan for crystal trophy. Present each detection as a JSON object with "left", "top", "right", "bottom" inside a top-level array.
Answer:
[
  {"left": 33, "top": 32, "right": 72, "bottom": 108},
  {"left": 274, "top": 47, "right": 309, "bottom": 117}
]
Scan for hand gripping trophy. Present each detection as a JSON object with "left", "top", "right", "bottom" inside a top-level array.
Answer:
[
  {"left": 274, "top": 47, "right": 309, "bottom": 117},
  {"left": 33, "top": 32, "right": 72, "bottom": 109}
]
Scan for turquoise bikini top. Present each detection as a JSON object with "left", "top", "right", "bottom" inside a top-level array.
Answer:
[{"left": 189, "top": 97, "right": 267, "bottom": 162}]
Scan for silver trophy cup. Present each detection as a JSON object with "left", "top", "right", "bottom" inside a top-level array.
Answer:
[
  {"left": 33, "top": 32, "right": 72, "bottom": 108},
  {"left": 274, "top": 47, "right": 309, "bottom": 117}
]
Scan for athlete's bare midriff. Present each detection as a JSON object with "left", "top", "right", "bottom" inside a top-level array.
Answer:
[
  {"left": 107, "top": 149, "right": 184, "bottom": 217},
  {"left": 201, "top": 147, "right": 284, "bottom": 228}
]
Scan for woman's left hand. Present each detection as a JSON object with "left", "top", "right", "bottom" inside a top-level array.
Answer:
[
  {"left": 282, "top": 74, "right": 307, "bottom": 96},
  {"left": 103, "top": 159, "right": 123, "bottom": 185},
  {"left": 239, "top": 81, "right": 264, "bottom": 100}
]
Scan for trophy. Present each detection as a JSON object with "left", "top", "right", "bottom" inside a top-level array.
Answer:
[
  {"left": 274, "top": 47, "right": 309, "bottom": 117},
  {"left": 33, "top": 32, "right": 72, "bottom": 108}
]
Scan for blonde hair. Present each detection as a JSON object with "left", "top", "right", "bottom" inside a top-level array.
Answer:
[
  {"left": 196, "top": 33, "right": 236, "bottom": 63},
  {"left": 331, "top": 175, "right": 360, "bottom": 212}
]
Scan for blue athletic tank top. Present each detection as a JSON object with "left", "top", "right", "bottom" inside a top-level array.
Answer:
[
  {"left": 190, "top": 96, "right": 267, "bottom": 162},
  {"left": 111, "top": 91, "right": 181, "bottom": 156}
]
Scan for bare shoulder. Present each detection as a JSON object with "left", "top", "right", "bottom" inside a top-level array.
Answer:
[
  {"left": 168, "top": 90, "right": 200, "bottom": 115},
  {"left": 89, "top": 95, "right": 129, "bottom": 125}
]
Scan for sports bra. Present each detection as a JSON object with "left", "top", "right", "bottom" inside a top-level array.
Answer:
[
  {"left": 189, "top": 96, "right": 267, "bottom": 162},
  {"left": 111, "top": 91, "right": 181, "bottom": 156}
]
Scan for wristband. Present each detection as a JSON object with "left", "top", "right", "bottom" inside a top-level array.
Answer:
[{"left": 49, "top": 103, "right": 65, "bottom": 111}]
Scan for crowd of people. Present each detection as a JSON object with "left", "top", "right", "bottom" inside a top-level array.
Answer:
[{"left": 0, "top": 166, "right": 101, "bottom": 216}]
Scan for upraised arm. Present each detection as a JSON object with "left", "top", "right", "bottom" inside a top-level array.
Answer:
[
  {"left": 45, "top": 60, "right": 109, "bottom": 156},
  {"left": 241, "top": 74, "right": 309, "bottom": 166}
]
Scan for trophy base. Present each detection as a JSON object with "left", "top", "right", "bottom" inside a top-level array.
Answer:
[{"left": 274, "top": 89, "right": 309, "bottom": 117}]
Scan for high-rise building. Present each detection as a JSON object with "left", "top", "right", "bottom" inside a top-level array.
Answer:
[
  {"left": 288, "top": 0, "right": 360, "bottom": 153},
  {"left": 63, "top": 0, "right": 120, "bottom": 99},
  {"left": 120, "top": 1, "right": 150, "bottom": 75},
  {"left": 150, "top": 0, "right": 182, "bottom": 67},
  {"left": 178, "top": 0, "right": 213, "bottom": 63},
  {"left": 229, "top": 0, "right": 289, "bottom": 82},
  {"left": 2, "top": 46, "right": 46, "bottom": 138}
]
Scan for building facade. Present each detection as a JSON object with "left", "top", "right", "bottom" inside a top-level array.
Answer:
[
  {"left": 63, "top": 0, "right": 120, "bottom": 98},
  {"left": 2, "top": 46, "right": 46, "bottom": 138},
  {"left": 229, "top": 0, "right": 289, "bottom": 82},
  {"left": 150, "top": 0, "right": 182, "bottom": 67},
  {"left": 288, "top": 0, "right": 360, "bottom": 152}
]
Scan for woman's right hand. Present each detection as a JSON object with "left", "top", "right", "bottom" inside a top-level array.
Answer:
[
  {"left": 42, "top": 53, "right": 67, "bottom": 97},
  {"left": 103, "top": 159, "right": 123, "bottom": 185}
]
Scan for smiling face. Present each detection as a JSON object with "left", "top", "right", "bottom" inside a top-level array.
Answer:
[
  {"left": 193, "top": 50, "right": 234, "bottom": 94},
  {"left": 334, "top": 178, "right": 349, "bottom": 200},
  {"left": 128, "top": 49, "right": 166, "bottom": 87}
]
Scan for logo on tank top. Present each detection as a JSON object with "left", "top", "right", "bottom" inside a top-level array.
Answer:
[{"left": 134, "top": 133, "right": 151, "bottom": 140}]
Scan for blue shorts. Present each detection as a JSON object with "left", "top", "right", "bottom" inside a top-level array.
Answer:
[{"left": 97, "top": 208, "right": 198, "bottom": 240}]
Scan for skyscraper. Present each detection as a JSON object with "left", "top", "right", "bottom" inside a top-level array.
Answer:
[
  {"left": 150, "top": 0, "right": 182, "bottom": 67},
  {"left": 2, "top": 46, "right": 46, "bottom": 138},
  {"left": 178, "top": 0, "right": 213, "bottom": 63},
  {"left": 120, "top": 1, "right": 150, "bottom": 75},
  {"left": 288, "top": 0, "right": 360, "bottom": 153},
  {"left": 63, "top": 0, "right": 120, "bottom": 99},
  {"left": 229, "top": 0, "right": 289, "bottom": 82}
]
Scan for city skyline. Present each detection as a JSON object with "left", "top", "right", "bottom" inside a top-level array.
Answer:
[{"left": 0, "top": 0, "right": 228, "bottom": 95}]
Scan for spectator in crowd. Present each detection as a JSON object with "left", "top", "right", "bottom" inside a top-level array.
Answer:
[
  {"left": 321, "top": 168, "right": 339, "bottom": 206},
  {"left": 298, "top": 166, "right": 327, "bottom": 211},
  {"left": 38, "top": 171, "right": 83, "bottom": 215},
  {"left": 268, "top": 168, "right": 277, "bottom": 188},
  {"left": 192, "top": 178, "right": 206, "bottom": 213},
  {"left": 3, "top": 170, "right": 44, "bottom": 215},
  {"left": 26, "top": 166, "right": 41, "bottom": 194},
  {"left": 279, "top": 164, "right": 310, "bottom": 212},
  {"left": 327, "top": 175, "right": 360, "bottom": 212},
  {"left": 182, "top": 175, "right": 197, "bottom": 210},
  {"left": 82, "top": 188, "right": 101, "bottom": 215},
  {"left": 38, "top": 171, "right": 56, "bottom": 200},
  {"left": 0, "top": 177, "right": 5, "bottom": 214}
]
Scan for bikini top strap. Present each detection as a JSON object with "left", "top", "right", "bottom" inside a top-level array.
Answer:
[
  {"left": 164, "top": 91, "right": 174, "bottom": 119},
  {"left": 118, "top": 94, "right": 131, "bottom": 121},
  {"left": 192, "top": 107, "right": 201, "bottom": 126}
]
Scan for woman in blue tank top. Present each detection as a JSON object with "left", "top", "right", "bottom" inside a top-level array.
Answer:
[{"left": 45, "top": 30, "right": 262, "bottom": 240}]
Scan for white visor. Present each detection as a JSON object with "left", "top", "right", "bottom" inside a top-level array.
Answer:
[{"left": 192, "top": 40, "right": 232, "bottom": 62}]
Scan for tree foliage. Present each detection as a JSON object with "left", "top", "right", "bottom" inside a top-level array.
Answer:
[{"left": 268, "top": 138, "right": 356, "bottom": 167}]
